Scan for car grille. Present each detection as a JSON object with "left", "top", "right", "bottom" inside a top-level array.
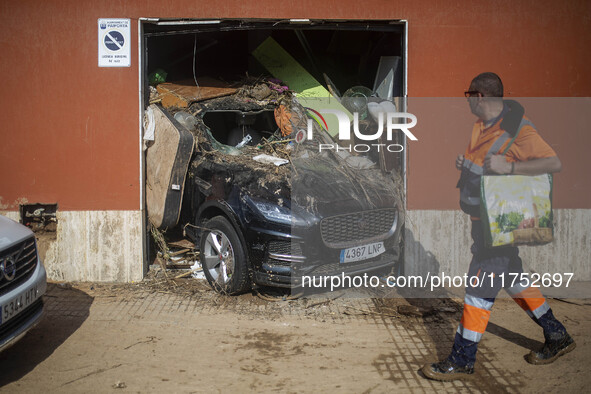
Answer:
[
  {"left": 320, "top": 208, "right": 397, "bottom": 248},
  {"left": 0, "top": 237, "right": 38, "bottom": 294},
  {"left": 265, "top": 241, "right": 304, "bottom": 267},
  {"left": 268, "top": 241, "right": 302, "bottom": 256}
]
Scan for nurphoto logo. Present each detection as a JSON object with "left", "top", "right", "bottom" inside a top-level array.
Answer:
[{"left": 305, "top": 108, "right": 418, "bottom": 153}]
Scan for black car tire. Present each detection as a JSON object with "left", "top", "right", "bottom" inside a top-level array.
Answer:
[{"left": 199, "top": 215, "right": 249, "bottom": 295}]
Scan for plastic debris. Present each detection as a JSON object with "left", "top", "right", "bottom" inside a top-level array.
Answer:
[
  {"left": 342, "top": 86, "right": 373, "bottom": 120},
  {"left": 174, "top": 111, "right": 198, "bottom": 130},
  {"left": 367, "top": 100, "right": 397, "bottom": 125},
  {"left": 235, "top": 134, "right": 253, "bottom": 148},
  {"left": 190, "top": 260, "right": 206, "bottom": 280},
  {"left": 143, "top": 106, "right": 155, "bottom": 142},
  {"left": 149, "top": 68, "right": 168, "bottom": 85},
  {"left": 253, "top": 154, "right": 289, "bottom": 166}
]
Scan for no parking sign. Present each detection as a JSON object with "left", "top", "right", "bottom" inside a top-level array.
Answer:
[{"left": 98, "top": 18, "right": 130, "bottom": 67}]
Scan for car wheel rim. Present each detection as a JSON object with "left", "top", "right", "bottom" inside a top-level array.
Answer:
[{"left": 203, "top": 231, "right": 234, "bottom": 285}]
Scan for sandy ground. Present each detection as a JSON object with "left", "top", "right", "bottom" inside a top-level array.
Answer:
[{"left": 0, "top": 278, "right": 589, "bottom": 393}]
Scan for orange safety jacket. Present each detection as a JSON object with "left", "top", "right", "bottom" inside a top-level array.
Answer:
[{"left": 457, "top": 101, "right": 532, "bottom": 217}]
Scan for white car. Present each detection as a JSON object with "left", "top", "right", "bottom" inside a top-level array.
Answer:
[{"left": 0, "top": 214, "right": 47, "bottom": 351}]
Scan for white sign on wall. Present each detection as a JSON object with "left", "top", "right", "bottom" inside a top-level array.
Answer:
[{"left": 98, "top": 18, "right": 131, "bottom": 67}]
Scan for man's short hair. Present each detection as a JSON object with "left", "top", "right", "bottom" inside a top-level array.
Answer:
[{"left": 471, "top": 72, "right": 504, "bottom": 97}]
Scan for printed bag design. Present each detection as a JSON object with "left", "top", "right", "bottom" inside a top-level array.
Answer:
[{"left": 480, "top": 174, "right": 553, "bottom": 247}]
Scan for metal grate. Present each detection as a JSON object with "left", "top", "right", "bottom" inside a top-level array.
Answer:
[
  {"left": 266, "top": 258, "right": 292, "bottom": 267},
  {"left": 0, "top": 237, "right": 38, "bottom": 293},
  {"left": 268, "top": 241, "right": 302, "bottom": 256},
  {"left": 320, "top": 208, "right": 397, "bottom": 248},
  {"left": 266, "top": 241, "right": 304, "bottom": 267}
]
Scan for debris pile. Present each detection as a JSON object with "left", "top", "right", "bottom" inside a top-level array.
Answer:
[{"left": 149, "top": 224, "right": 204, "bottom": 281}]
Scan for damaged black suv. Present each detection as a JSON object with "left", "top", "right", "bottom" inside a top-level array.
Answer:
[{"left": 167, "top": 85, "right": 404, "bottom": 295}]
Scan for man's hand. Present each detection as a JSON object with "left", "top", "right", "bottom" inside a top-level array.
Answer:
[
  {"left": 484, "top": 155, "right": 562, "bottom": 175},
  {"left": 484, "top": 154, "right": 511, "bottom": 174},
  {"left": 456, "top": 155, "right": 465, "bottom": 170}
]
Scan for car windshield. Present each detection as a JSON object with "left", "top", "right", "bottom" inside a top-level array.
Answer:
[{"left": 191, "top": 93, "right": 379, "bottom": 171}]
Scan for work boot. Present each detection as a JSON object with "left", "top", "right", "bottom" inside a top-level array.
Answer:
[
  {"left": 421, "top": 359, "right": 474, "bottom": 381},
  {"left": 526, "top": 333, "right": 576, "bottom": 365}
]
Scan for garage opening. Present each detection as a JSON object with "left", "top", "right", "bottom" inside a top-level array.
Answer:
[
  {"left": 139, "top": 19, "right": 408, "bottom": 284},
  {"left": 142, "top": 19, "right": 405, "bottom": 97}
]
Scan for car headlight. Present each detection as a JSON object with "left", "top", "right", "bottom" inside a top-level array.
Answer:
[
  {"left": 248, "top": 198, "right": 306, "bottom": 226},
  {"left": 253, "top": 201, "right": 292, "bottom": 224}
]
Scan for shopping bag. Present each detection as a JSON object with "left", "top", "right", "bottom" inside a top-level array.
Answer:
[{"left": 480, "top": 174, "right": 553, "bottom": 247}]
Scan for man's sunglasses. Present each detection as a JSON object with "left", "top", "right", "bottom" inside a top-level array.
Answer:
[{"left": 464, "top": 90, "right": 482, "bottom": 98}]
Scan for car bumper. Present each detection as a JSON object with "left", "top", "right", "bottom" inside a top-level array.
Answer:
[
  {"left": 248, "top": 216, "right": 402, "bottom": 289},
  {"left": 254, "top": 250, "right": 398, "bottom": 289},
  {"left": 0, "top": 259, "right": 47, "bottom": 352}
]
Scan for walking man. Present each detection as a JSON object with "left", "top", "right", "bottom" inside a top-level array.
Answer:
[{"left": 422, "top": 72, "right": 575, "bottom": 381}]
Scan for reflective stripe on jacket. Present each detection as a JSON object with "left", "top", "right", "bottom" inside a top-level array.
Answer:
[{"left": 457, "top": 117, "right": 534, "bottom": 217}]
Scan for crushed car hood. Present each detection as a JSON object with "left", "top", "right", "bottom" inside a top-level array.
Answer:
[
  {"left": 290, "top": 154, "right": 402, "bottom": 219},
  {"left": 191, "top": 148, "right": 402, "bottom": 222}
]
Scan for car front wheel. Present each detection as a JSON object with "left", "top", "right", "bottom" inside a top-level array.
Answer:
[{"left": 199, "top": 216, "right": 249, "bottom": 294}]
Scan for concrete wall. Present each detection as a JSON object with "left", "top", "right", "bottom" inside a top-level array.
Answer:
[
  {"left": 405, "top": 210, "right": 591, "bottom": 280},
  {"left": 1, "top": 210, "right": 144, "bottom": 282}
]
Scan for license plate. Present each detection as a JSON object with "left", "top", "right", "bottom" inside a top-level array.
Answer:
[
  {"left": 340, "top": 242, "right": 385, "bottom": 263},
  {"left": 1, "top": 285, "right": 38, "bottom": 325}
]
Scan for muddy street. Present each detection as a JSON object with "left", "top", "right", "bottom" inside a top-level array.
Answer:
[{"left": 0, "top": 281, "right": 589, "bottom": 393}]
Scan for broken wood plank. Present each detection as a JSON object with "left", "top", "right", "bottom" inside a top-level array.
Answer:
[
  {"left": 156, "top": 78, "right": 237, "bottom": 108},
  {"left": 174, "top": 269, "right": 203, "bottom": 279},
  {"left": 167, "top": 239, "right": 195, "bottom": 249},
  {"left": 169, "top": 248, "right": 191, "bottom": 257}
]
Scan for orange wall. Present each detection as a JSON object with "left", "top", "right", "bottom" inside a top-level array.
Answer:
[
  {"left": 0, "top": 1, "right": 140, "bottom": 211},
  {"left": 1, "top": 0, "right": 589, "bottom": 211}
]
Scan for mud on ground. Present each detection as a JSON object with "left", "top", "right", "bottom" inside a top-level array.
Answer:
[{"left": 0, "top": 278, "right": 589, "bottom": 393}]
